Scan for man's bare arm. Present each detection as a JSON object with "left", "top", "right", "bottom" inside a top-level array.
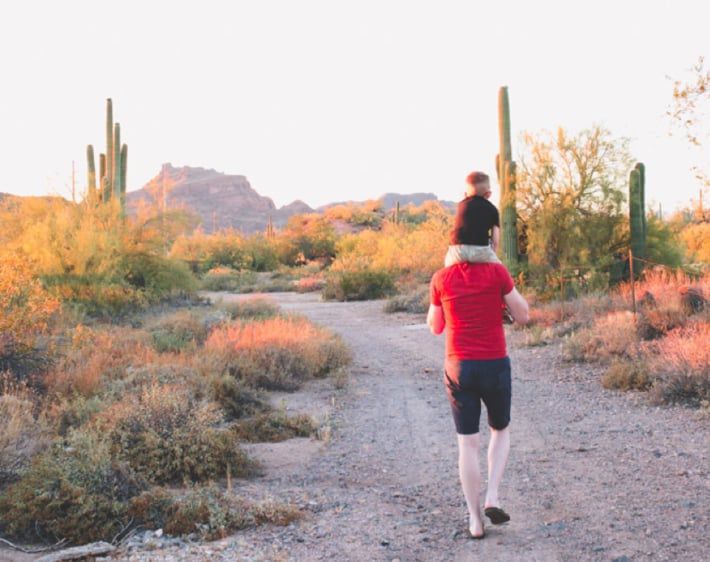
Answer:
[
  {"left": 427, "top": 304, "right": 445, "bottom": 335},
  {"left": 491, "top": 225, "right": 500, "bottom": 252},
  {"left": 503, "top": 287, "right": 530, "bottom": 324}
]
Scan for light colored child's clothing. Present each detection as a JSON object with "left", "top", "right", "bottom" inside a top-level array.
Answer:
[{"left": 445, "top": 244, "right": 501, "bottom": 267}]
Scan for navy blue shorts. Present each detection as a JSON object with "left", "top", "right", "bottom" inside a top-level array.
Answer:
[{"left": 444, "top": 357, "right": 512, "bottom": 435}]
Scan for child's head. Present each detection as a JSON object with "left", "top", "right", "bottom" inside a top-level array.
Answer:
[{"left": 465, "top": 171, "right": 491, "bottom": 198}]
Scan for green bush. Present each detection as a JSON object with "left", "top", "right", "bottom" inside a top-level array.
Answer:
[
  {"left": 0, "top": 429, "right": 146, "bottom": 543},
  {"left": 323, "top": 269, "right": 396, "bottom": 301},
  {"left": 119, "top": 253, "right": 198, "bottom": 299},
  {"left": 43, "top": 274, "right": 148, "bottom": 318}
]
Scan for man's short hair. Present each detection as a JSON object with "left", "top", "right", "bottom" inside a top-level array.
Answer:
[{"left": 466, "top": 171, "right": 490, "bottom": 195}]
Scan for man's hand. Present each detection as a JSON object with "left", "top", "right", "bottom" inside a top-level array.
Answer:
[{"left": 427, "top": 304, "right": 445, "bottom": 335}]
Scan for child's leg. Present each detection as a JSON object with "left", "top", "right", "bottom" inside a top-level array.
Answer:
[{"left": 446, "top": 245, "right": 501, "bottom": 267}]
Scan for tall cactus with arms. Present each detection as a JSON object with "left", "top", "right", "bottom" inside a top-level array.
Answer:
[
  {"left": 86, "top": 98, "right": 128, "bottom": 215},
  {"left": 496, "top": 86, "right": 519, "bottom": 270}
]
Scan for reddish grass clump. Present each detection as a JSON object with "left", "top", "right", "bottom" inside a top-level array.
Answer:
[
  {"left": 648, "top": 323, "right": 710, "bottom": 406},
  {"left": 204, "top": 315, "right": 351, "bottom": 390},
  {"left": 45, "top": 325, "right": 156, "bottom": 397}
]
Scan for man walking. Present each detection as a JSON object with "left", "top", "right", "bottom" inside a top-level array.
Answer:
[{"left": 427, "top": 256, "right": 529, "bottom": 539}]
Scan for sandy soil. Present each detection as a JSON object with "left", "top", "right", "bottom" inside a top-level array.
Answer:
[{"left": 3, "top": 292, "right": 707, "bottom": 562}]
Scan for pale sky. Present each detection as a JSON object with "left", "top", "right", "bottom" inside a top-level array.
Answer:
[{"left": 0, "top": 0, "right": 707, "bottom": 211}]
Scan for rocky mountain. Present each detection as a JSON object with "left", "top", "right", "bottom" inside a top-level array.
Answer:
[
  {"left": 319, "top": 192, "right": 456, "bottom": 212},
  {"left": 126, "top": 164, "right": 314, "bottom": 233}
]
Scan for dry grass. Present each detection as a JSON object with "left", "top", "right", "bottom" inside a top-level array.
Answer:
[
  {"left": 384, "top": 285, "right": 429, "bottom": 314},
  {"left": 563, "top": 311, "right": 639, "bottom": 362},
  {"left": 129, "top": 486, "right": 301, "bottom": 541},
  {"left": 218, "top": 297, "right": 280, "bottom": 320},
  {"left": 45, "top": 325, "right": 157, "bottom": 397},
  {"left": 601, "top": 359, "right": 652, "bottom": 391},
  {"left": 146, "top": 310, "right": 210, "bottom": 352},
  {"left": 230, "top": 411, "right": 316, "bottom": 443},
  {"left": 295, "top": 275, "right": 326, "bottom": 293},
  {"left": 204, "top": 315, "right": 351, "bottom": 390},
  {"left": 647, "top": 323, "right": 710, "bottom": 406},
  {"left": 0, "top": 385, "right": 49, "bottom": 483},
  {"left": 616, "top": 269, "right": 709, "bottom": 311}
]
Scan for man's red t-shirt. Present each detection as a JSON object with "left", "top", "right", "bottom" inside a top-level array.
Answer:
[{"left": 430, "top": 262, "right": 515, "bottom": 360}]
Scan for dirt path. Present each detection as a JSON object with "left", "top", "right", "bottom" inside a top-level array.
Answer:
[
  {"left": 184, "top": 292, "right": 706, "bottom": 562},
  {"left": 10, "top": 293, "right": 703, "bottom": 562}
]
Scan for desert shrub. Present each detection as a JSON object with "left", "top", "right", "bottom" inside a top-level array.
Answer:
[
  {"left": 323, "top": 269, "right": 396, "bottom": 301},
  {"left": 648, "top": 324, "right": 710, "bottom": 406},
  {"left": 147, "top": 310, "right": 209, "bottom": 352},
  {"left": 48, "top": 394, "right": 106, "bottom": 436},
  {"left": 242, "top": 236, "right": 280, "bottom": 272},
  {"left": 563, "top": 311, "right": 639, "bottom": 362},
  {"left": 119, "top": 252, "right": 197, "bottom": 299},
  {"left": 129, "top": 486, "right": 300, "bottom": 540},
  {"left": 45, "top": 325, "right": 156, "bottom": 398},
  {"left": 384, "top": 285, "right": 429, "bottom": 313},
  {"left": 617, "top": 269, "right": 709, "bottom": 312},
  {"left": 522, "top": 325, "right": 555, "bottom": 347},
  {"left": 43, "top": 274, "right": 148, "bottom": 318},
  {"left": 295, "top": 275, "right": 326, "bottom": 293},
  {"left": 0, "top": 254, "right": 60, "bottom": 377},
  {"left": 636, "top": 306, "right": 686, "bottom": 340},
  {"left": 601, "top": 359, "right": 652, "bottom": 391},
  {"left": 210, "top": 374, "right": 269, "bottom": 420},
  {"left": 231, "top": 412, "right": 316, "bottom": 443},
  {"left": 204, "top": 316, "right": 351, "bottom": 390},
  {"left": 218, "top": 297, "right": 280, "bottom": 320},
  {"left": 0, "top": 429, "right": 146, "bottom": 543},
  {"left": 678, "top": 221, "right": 710, "bottom": 263},
  {"left": 96, "top": 384, "right": 255, "bottom": 484},
  {"left": 0, "top": 388, "right": 49, "bottom": 484},
  {"left": 201, "top": 267, "right": 257, "bottom": 291}
]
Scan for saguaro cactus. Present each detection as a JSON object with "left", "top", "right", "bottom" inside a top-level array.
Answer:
[
  {"left": 87, "top": 99, "right": 128, "bottom": 214},
  {"left": 86, "top": 145, "right": 96, "bottom": 199},
  {"left": 495, "top": 86, "right": 519, "bottom": 269},
  {"left": 635, "top": 162, "right": 646, "bottom": 239},
  {"left": 105, "top": 99, "right": 114, "bottom": 193},
  {"left": 629, "top": 163, "right": 646, "bottom": 262}
]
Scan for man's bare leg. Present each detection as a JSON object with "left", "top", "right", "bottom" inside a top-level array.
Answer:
[
  {"left": 484, "top": 426, "right": 510, "bottom": 509},
  {"left": 457, "top": 433, "right": 484, "bottom": 537}
]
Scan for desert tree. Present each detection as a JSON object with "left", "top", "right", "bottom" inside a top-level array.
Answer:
[{"left": 516, "top": 126, "right": 633, "bottom": 290}]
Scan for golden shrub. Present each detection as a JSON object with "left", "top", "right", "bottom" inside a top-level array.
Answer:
[{"left": 204, "top": 316, "right": 351, "bottom": 390}]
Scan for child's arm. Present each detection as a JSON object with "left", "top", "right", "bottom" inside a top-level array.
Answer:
[{"left": 491, "top": 225, "right": 500, "bottom": 252}]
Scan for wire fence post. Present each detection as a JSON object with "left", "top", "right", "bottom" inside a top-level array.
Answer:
[{"left": 628, "top": 249, "right": 636, "bottom": 316}]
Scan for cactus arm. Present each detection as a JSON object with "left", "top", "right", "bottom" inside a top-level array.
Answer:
[{"left": 113, "top": 123, "right": 121, "bottom": 200}]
